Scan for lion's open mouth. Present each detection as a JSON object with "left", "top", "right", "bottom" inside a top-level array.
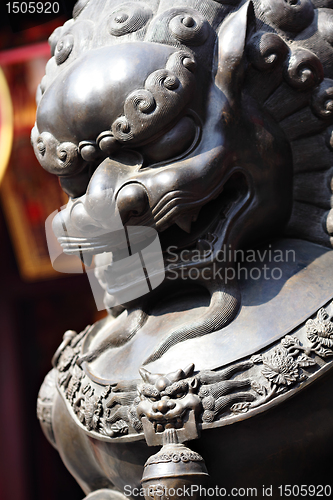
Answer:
[
  {"left": 58, "top": 170, "right": 248, "bottom": 255},
  {"left": 56, "top": 170, "right": 250, "bottom": 283},
  {"left": 152, "top": 417, "right": 184, "bottom": 433},
  {"left": 160, "top": 171, "right": 250, "bottom": 261}
]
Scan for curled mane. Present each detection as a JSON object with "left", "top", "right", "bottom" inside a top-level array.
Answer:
[{"left": 248, "top": 0, "right": 333, "bottom": 247}]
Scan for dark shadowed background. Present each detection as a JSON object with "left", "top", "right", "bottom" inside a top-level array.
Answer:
[{"left": 0, "top": 2, "right": 103, "bottom": 499}]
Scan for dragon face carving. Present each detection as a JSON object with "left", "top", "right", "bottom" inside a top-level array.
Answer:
[{"left": 136, "top": 364, "right": 201, "bottom": 432}]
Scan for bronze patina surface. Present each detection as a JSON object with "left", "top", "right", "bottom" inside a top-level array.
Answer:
[{"left": 35, "top": 0, "right": 333, "bottom": 498}]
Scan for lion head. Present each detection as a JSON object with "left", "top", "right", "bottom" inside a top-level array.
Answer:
[{"left": 32, "top": 0, "right": 333, "bottom": 360}]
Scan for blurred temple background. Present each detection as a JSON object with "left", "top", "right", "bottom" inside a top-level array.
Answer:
[{"left": 0, "top": 2, "right": 106, "bottom": 499}]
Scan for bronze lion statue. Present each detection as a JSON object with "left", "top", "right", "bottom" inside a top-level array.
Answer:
[{"left": 35, "top": 1, "right": 333, "bottom": 498}]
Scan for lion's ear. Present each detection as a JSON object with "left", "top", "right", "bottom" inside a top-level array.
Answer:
[{"left": 215, "top": 1, "right": 256, "bottom": 101}]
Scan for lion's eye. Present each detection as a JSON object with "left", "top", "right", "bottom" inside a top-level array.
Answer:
[
  {"left": 175, "top": 391, "right": 185, "bottom": 399},
  {"left": 148, "top": 396, "right": 159, "bottom": 402},
  {"left": 140, "top": 115, "right": 198, "bottom": 165}
]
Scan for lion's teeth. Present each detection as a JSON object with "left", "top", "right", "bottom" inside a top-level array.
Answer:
[
  {"left": 196, "top": 239, "right": 212, "bottom": 255},
  {"left": 175, "top": 215, "right": 192, "bottom": 233}
]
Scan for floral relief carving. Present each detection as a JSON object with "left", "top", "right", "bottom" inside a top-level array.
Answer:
[
  {"left": 52, "top": 304, "right": 333, "bottom": 440},
  {"left": 261, "top": 346, "right": 300, "bottom": 386},
  {"left": 306, "top": 307, "right": 333, "bottom": 357}
]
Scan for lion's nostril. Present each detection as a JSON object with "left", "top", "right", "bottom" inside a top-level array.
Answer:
[{"left": 117, "top": 183, "right": 149, "bottom": 224}]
